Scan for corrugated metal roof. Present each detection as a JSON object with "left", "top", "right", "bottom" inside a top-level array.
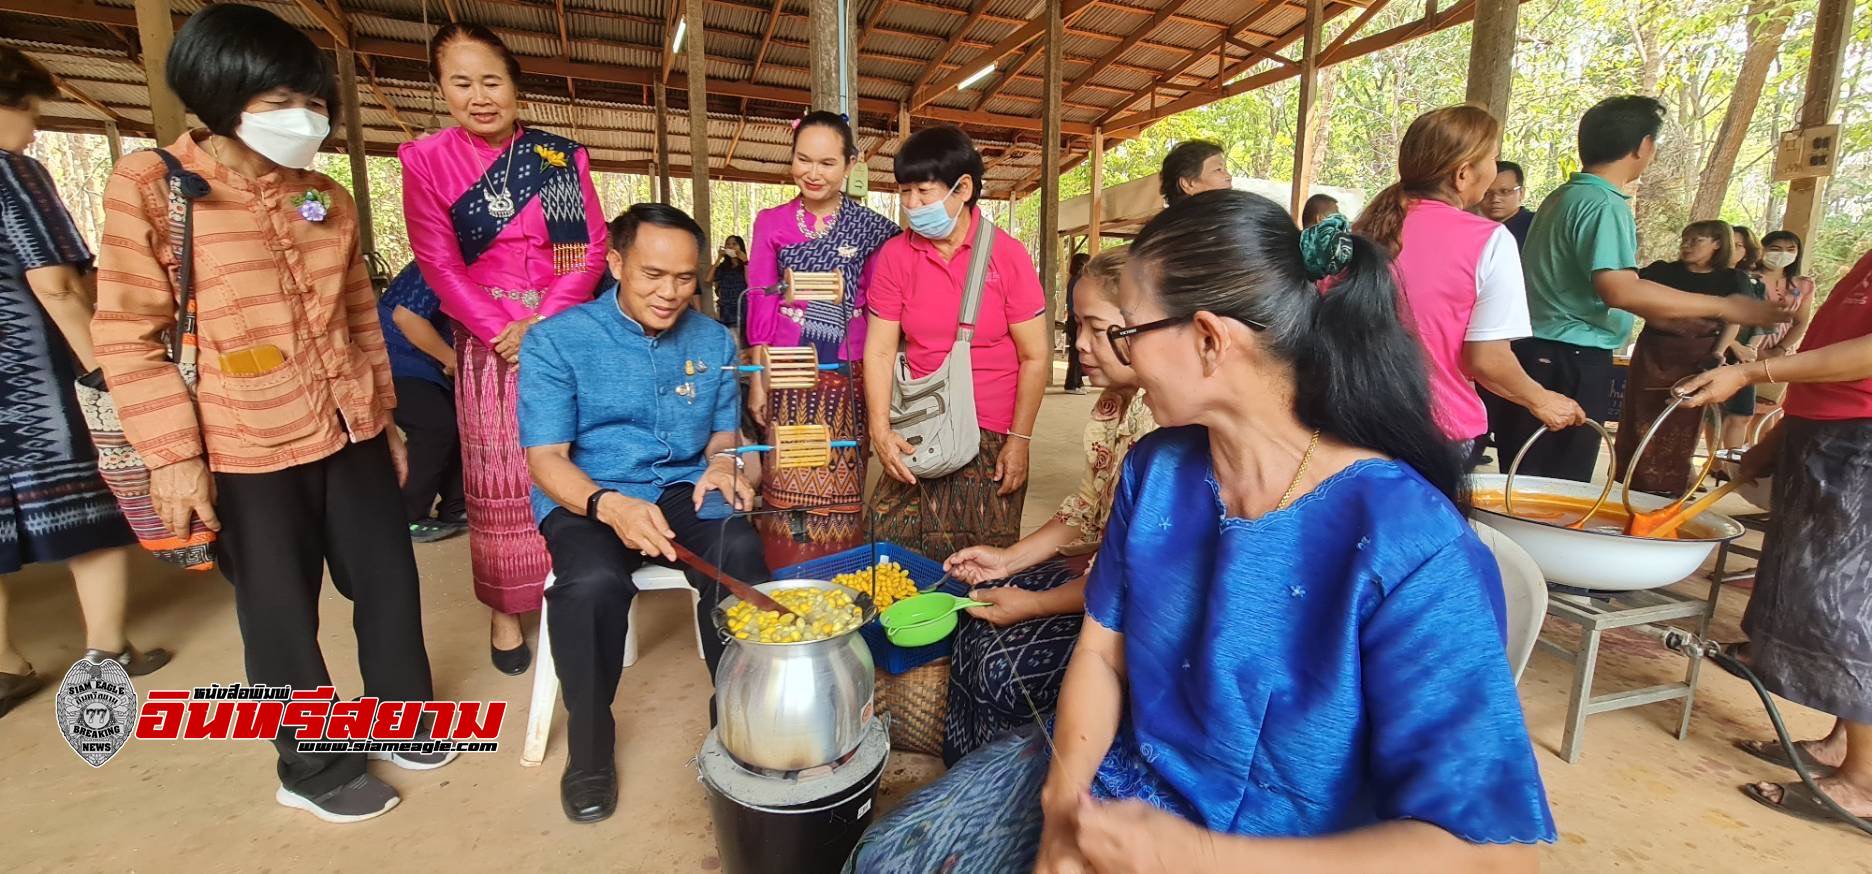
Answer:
[{"left": 12, "top": 0, "right": 1451, "bottom": 193}]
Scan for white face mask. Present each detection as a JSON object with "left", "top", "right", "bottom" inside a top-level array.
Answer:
[
  {"left": 236, "top": 108, "right": 330, "bottom": 170},
  {"left": 1761, "top": 250, "right": 1797, "bottom": 270}
]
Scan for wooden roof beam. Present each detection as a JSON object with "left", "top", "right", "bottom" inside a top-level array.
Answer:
[
  {"left": 52, "top": 74, "right": 132, "bottom": 126},
  {"left": 908, "top": 0, "right": 1098, "bottom": 112},
  {"left": 970, "top": 38, "right": 1042, "bottom": 111},
  {"left": 1096, "top": 0, "right": 1296, "bottom": 124},
  {"left": 358, "top": 57, "right": 417, "bottom": 140}
]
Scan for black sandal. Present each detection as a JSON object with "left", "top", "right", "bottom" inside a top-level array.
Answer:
[
  {"left": 85, "top": 645, "right": 173, "bottom": 677},
  {"left": 1741, "top": 781, "right": 1858, "bottom": 826},
  {"left": 492, "top": 641, "right": 532, "bottom": 675},
  {"left": 1734, "top": 739, "right": 1838, "bottom": 777},
  {"left": 0, "top": 668, "right": 44, "bottom": 719}
]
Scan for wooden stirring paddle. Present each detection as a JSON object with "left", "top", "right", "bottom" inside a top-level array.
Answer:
[
  {"left": 1625, "top": 480, "right": 1742, "bottom": 539},
  {"left": 669, "top": 542, "right": 795, "bottom": 616}
]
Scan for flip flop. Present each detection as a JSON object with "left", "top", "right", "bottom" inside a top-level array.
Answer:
[
  {"left": 0, "top": 669, "right": 43, "bottom": 719},
  {"left": 1741, "top": 781, "right": 1857, "bottom": 826},
  {"left": 1734, "top": 739, "right": 1838, "bottom": 778}
]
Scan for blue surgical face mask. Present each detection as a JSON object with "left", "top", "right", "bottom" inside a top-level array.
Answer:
[{"left": 906, "top": 178, "right": 964, "bottom": 240}]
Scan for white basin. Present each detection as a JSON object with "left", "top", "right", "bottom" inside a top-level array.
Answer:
[{"left": 1469, "top": 474, "right": 1744, "bottom": 592}]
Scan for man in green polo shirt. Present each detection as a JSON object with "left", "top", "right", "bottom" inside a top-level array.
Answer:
[{"left": 1496, "top": 95, "right": 1790, "bottom": 481}]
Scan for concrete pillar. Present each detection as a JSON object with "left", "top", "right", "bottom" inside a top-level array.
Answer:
[
  {"left": 133, "top": 0, "right": 185, "bottom": 144},
  {"left": 334, "top": 49, "right": 375, "bottom": 253},
  {"left": 103, "top": 121, "right": 123, "bottom": 164},
  {"left": 654, "top": 78, "right": 672, "bottom": 204},
  {"left": 1781, "top": 0, "right": 1853, "bottom": 247},
  {"left": 1465, "top": 0, "right": 1519, "bottom": 121},
  {"left": 810, "top": 0, "right": 858, "bottom": 114}
]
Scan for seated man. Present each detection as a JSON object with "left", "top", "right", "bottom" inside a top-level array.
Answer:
[{"left": 519, "top": 203, "right": 767, "bottom": 825}]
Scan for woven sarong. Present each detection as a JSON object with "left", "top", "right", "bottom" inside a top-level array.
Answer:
[{"left": 456, "top": 333, "right": 550, "bottom": 614}]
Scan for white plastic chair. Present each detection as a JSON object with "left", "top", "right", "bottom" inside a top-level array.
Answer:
[
  {"left": 521, "top": 564, "right": 704, "bottom": 767},
  {"left": 1471, "top": 520, "right": 1547, "bottom": 684}
]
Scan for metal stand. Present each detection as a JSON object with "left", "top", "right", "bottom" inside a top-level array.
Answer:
[
  {"left": 1712, "top": 511, "right": 1770, "bottom": 587},
  {"left": 1536, "top": 572, "right": 1723, "bottom": 763}
]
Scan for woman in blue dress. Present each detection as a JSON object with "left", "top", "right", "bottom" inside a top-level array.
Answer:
[{"left": 847, "top": 190, "right": 1554, "bottom": 873}]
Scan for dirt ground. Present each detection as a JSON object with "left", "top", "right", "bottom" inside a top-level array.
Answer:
[{"left": 1, "top": 384, "right": 1867, "bottom": 873}]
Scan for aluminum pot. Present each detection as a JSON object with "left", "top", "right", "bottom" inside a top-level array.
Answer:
[{"left": 712, "top": 579, "right": 877, "bottom": 772}]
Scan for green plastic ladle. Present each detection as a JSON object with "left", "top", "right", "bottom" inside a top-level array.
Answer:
[{"left": 879, "top": 592, "right": 977, "bottom": 647}]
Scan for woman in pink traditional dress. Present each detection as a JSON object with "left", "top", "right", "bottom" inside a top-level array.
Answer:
[
  {"left": 744, "top": 111, "right": 899, "bottom": 566},
  {"left": 400, "top": 23, "right": 607, "bottom": 674}
]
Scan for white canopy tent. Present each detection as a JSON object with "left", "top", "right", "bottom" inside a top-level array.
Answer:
[{"left": 1058, "top": 174, "right": 1368, "bottom": 240}]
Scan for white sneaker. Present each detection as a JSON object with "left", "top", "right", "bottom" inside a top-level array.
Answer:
[
  {"left": 276, "top": 774, "right": 400, "bottom": 823},
  {"left": 368, "top": 747, "right": 460, "bottom": 770}
]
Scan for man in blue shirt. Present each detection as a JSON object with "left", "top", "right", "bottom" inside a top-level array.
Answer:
[
  {"left": 518, "top": 204, "right": 767, "bottom": 824},
  {"left": 378, "top": 263, "right": 466, "bottom": 543}
]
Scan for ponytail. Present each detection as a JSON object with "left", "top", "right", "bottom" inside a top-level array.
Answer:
[
  {"left": 1295, "top": 234, "right": 1467, "bottom": 505},
  {"left": 1131, "top": 189, "right": 1466, "bottom": 506},
  {"left": 1353, "top": 104, "right": 1503, "bottom": 258},
  {"left": 1353, "top": 184, "right": 1410, "bottom": 256}
]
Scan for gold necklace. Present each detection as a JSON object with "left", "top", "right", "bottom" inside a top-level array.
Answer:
[{"left": 1275, "top": 429, "right": 1323, "bottom": 511}]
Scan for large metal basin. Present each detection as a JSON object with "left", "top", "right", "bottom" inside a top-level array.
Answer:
[{"left": 1469, "top": 474, "right": 1744, "bottom": 591}]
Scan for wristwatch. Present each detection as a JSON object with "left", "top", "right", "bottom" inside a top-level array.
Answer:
[{"left": 586, "top": 488, "right": 618, "bottom": 519}]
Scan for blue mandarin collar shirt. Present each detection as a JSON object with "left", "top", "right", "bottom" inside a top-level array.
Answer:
[{"left": 517, "top": 289, "right": 740, "bottom": 523}]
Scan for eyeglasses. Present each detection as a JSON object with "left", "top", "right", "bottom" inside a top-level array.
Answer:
[
  {"left": 1483, "top": 186, "right": 1523, "bottom": 198},
  {"left": 1106, "top": 314, "right": 1268, "bottom": 366}
]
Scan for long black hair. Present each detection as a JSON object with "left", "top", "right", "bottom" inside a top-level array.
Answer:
[
  {"left": 1129, "top": 189, "right": 1466, "bottom": 505},
  {"left": 1760, "top": 230, "right": 1805, "bottom": 282}
]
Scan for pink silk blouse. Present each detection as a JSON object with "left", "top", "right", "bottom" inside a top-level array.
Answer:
[{"left": 399, "top": 126, "right": 608, "bottom": 345}]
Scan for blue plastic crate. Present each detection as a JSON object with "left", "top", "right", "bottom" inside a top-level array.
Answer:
[{"left": 776, "top": 542, "right": 965, "bottom": 674}]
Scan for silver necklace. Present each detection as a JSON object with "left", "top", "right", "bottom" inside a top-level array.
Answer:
[
  {"left": 484, "top": 133, "right": 520, "bottom": 219},
  {"left": 796, "top": 200, "right": 838, "bottom": 240}
]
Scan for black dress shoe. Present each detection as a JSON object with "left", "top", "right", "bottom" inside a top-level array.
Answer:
[
  {"left": 561, "top": 765, "right": 618, "bottom": 823},
  {"left": 491, "top": 641, "right": 531, "bottom": 675}
]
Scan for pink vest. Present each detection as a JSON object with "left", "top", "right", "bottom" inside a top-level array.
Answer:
[{"left": 1394, "top": 200, "right": 1500, "bottom": 440}]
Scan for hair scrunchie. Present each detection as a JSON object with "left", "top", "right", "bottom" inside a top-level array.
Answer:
[{"left": 1299, "top": 213, "right": 1354, "bottom": 281}]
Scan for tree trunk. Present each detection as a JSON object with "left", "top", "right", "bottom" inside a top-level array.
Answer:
[
  {"left": 1301, "top": 66, "right": 1338, "bottom": 194},
  {"left": 1690, "top": 0, "right": 1793, "bottom": 220}
]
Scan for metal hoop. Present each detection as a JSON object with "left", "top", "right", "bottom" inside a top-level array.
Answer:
[
  {"left": 1749, "top": 404, "right": 1785, "bottom": 448},
  {"left": 1503, "top": 419, "right": 1618, "bottom": 523},
  {"left": 1620, "top": 378, "right": 1724, "bottom": 518}
]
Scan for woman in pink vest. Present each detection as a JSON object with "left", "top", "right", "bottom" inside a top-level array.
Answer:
[{"left": 1354, "top": 105, "right": 1584, "bottom": 459}]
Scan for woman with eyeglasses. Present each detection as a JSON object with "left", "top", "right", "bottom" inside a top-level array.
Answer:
[
  {"left": 1613, "top": 219, "right": 1757, "bottom": 495},
  {"left": 865, "top": 125, "right": 1048, "bottom": 560},
  {"left": 399, "top": 23, "right": 608, "bottom": 675},
  {"left": 938, "top": 248, "right": 1155, "bottom": 765},
  {"left": 847, "top": 190, "right": 1552, "bottom": 873}
]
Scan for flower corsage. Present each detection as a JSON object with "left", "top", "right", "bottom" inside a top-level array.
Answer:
[
  {"left": 534, "top": 144, "right": 569, "bottom": 170},
  {"left": 293, "top": 189, "right": 330, "bottom": 223}
]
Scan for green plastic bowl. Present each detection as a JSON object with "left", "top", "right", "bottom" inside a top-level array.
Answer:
[{"left": 879, "top": 592, "right": 975, "bottom": 647}]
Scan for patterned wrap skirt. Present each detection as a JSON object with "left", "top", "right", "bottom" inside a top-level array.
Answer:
[
  {"left": 455, "top": 333, "right": 551, "bottom": 614},
  {"left": 753, "top": 369, "right": 868, "bottom": 566},
  {"left": 944, "top": 560, "right": 1084, "bottom": 765},
  {"left": 869, "top": 429, "right": 1026, "bottom": 562},
  {"left": 0, "top": 458, "right": 135, "bottom": 574},
  {"left": 1614, "top": 330, "right": 1716, "bottom": 495},
  {"left": 1746, "top": 416, "right": 1872, "bottom": 722}
]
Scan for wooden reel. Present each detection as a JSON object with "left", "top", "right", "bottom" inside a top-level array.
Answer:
[
  {"left": 757, "top": 424, "right": 859, "bottom": 470},
  {"left": 760, "top": 346, "right": 821, "bottom": 391},
  {"left": 783, "top": 269, "right": 844, "bottom": 306}
]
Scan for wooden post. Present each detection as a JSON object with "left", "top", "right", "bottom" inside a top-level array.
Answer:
[
  {"left": 809, "top": 0, "right": 856, "bottom": 114},
  {"left": 654, "top": 78, "right": 672, "bottom": 204},
  {"left": 685, "top": 0, "right": 715, "bottom": 316},
  {"left": 1040, "top": 0, "right": 1063, "bottom": 382},
  {"left": 334, "top": 49, "right": 375, "bottom": 253},
  {"left": 1782, "top": 0, "right": 1853, "bottom": 246},
  {"left": 897, "top": 102, "right": 912, "bottom": 227},
  {"left": 1464, "top": 0, "right": 1519, "bottom": 122},
  {"left": 1289, "top": 0, "right": 1323, "bottom": 218},
  {"left": 1088, "top": 126, "right": 1104, "bottom": 255},
  {"left": 134, "top": 0, "right": 185, "bottom": 144},
  {"left": 103, "top": 121, "right": 123, "bottom": 164}
]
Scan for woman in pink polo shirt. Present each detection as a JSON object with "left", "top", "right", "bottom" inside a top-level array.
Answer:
[
  {"left": 865, "top": 126, "right": 1050, "bottom": 559},
  {"left": 1354, "top": 104, "right": 1584, "bottom": 461}
]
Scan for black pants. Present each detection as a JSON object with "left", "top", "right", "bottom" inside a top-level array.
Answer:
[
  {"left": 393, "top": 376, "right": 464, "bottom": 524},
  {"left": 1494, "top": 338, "right": 1616, "bottom": 482},
  {"left": 1063, "top": 319, "right": 1084, "bottom": 392},
  {"left": 541, "top": 485, "right": 769, "bottom": 770},
  {"left": 213, "top": 435, "right": 435, "bottom": 796}
]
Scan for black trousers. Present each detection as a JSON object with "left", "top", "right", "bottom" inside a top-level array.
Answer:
[
  {"left": 213, "top": 435, "right": 435, "bottom": 796},
  {"left": 1494, "top": 337, "right": 1616, "bottom": 482},
  {"left": 393, "top": 376, "right": 465, "bottom": 524},
  {"left": 1063, "top": 319, "right": 1084, "bottom": 392},
  {"left": 541, "top": 485, "right": 769, "bottom": 770}
]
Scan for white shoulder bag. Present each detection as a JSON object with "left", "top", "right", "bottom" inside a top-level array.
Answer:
[{"left": 888, "top": 213, "right": 998, "bottom": 479}]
